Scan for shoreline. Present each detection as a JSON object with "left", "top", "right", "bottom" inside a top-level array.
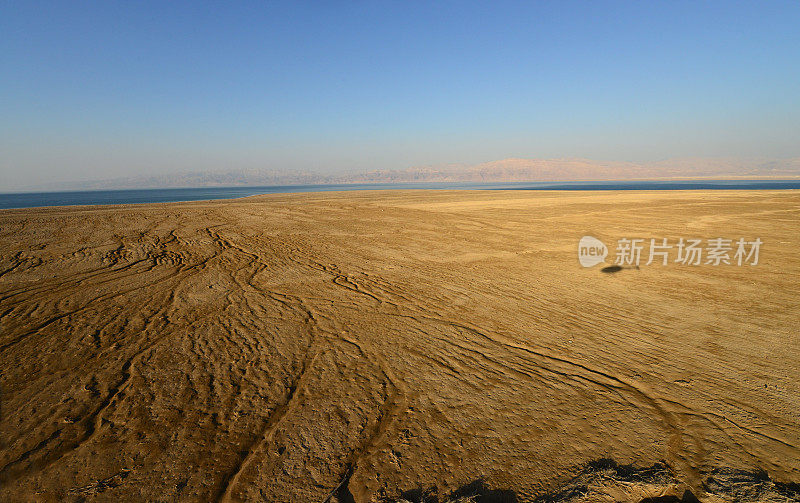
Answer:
[{"left": 2, "top": 180, "right": 800, "bottom": 211}]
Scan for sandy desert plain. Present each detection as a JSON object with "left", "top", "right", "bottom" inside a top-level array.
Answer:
[{"left": 0, "top": 189, "right": 799, "bottom": 503}]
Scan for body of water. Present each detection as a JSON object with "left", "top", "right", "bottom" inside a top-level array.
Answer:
[{"left": 2, "top": 180, "right": 799, "bottom": 210}]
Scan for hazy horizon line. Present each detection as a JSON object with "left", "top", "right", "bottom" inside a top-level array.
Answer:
[{"left": 4, "top": 155, "right": 800, "bottom": 193}]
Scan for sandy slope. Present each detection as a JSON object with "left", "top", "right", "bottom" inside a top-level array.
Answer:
[{"left": 0, "top": 190, "right": 798, "bottom": 502}]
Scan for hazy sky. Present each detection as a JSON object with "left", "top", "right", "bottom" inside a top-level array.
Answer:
[{"left": 2, "top": 1, "right": 799, "bottom": 191}]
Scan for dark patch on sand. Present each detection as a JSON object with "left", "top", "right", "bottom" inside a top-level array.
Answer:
[{"left": 389, "top": 479, "right": 517, "bottom": 502}]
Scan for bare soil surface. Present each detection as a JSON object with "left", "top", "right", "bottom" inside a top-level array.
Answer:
[{"left": 1, "top": 190, "right": 798, "bottom": 502}]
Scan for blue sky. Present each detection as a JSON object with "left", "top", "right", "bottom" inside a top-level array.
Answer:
[{"left": 2, "top": 1, "right": 799, "bottom": 190}]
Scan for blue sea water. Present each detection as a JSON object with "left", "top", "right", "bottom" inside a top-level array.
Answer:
[{"left": 1, "top": 180, "right": 799, "bottom": 210}]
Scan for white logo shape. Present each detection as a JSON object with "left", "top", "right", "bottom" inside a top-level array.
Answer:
[{"left": 578, "top": 236, "right": 607, "bottom": 267}]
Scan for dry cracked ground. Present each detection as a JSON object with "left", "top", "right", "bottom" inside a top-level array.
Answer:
[{"left": 1, "top": 190, "right": 799, "bottom": 502}]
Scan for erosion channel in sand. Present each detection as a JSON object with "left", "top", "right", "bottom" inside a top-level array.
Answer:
[{"left": 1, "top": 190, "right": 798, "bottom": 502}]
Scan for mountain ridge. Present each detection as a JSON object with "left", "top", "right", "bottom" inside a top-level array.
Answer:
[{"left": 31, "top": 157, "right": 800, "bottom": 191}]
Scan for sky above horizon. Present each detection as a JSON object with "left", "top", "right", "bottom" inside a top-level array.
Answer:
[{"left": 2, "top": 1, "right": 799, "bottom": 191}]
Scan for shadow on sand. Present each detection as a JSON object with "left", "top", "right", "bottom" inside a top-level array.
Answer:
[
  {"left": 379, "top": 459, "right": 800, "bottom": 503},
  {"left": 394, "top": 479, "right": 516, "bottom": 503}
]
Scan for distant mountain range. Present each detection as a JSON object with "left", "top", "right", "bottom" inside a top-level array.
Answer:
[{"left": 44, "top": 157, "right": 800, "bottom": 190}]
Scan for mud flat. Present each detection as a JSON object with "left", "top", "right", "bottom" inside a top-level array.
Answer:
[{"left": 1, "top": 190, "right": 798, "bottom": 502}]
